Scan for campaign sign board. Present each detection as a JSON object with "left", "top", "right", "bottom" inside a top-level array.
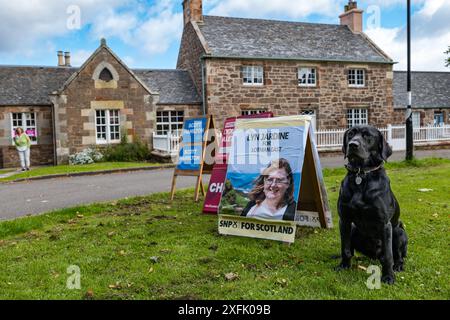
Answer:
[
  {"left": 171, "top": 116, "right": 217, "bottom": 202},
  {"left": 218, "top": 115, "right": 332, "bottom": 242},
  {"left": 176, "top": 118, "right": 208, "bottom": 171},
  {"left": 203, "top": 113, "right": 273, "bottom": 214}
]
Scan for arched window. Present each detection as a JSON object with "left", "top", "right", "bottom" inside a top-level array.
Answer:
[{"left": 99, "top": 68, "right": 114, "bottom": 82}]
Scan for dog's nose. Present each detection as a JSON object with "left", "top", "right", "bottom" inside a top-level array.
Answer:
[{"left": 349, "top": 141, "right": 359, "bottom": 149}]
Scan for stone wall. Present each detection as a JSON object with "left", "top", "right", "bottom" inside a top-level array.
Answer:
[
  {"left": 0, "top": 106, "right": 54, "bottom": 168},
  {"left": 177, "top": 21, "right": 207, "bottom": 96},
  {"left": 52, "top": 46, "right": 157, "bottom": 164},
  {"left": 204, "top": 59, "right": 394, "bottom": 130}
]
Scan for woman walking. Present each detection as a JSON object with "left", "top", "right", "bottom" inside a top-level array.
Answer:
[{"left": 13, "top": 127, "right": 31, "bottom": 171}]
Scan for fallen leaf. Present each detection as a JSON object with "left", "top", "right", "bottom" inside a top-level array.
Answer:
[
  {"left": 417, "top": 188, "right": 433, "bottom": 192},
  {"left": 77, "top": 214, "right": 84, "bottom": 218},
  {"left": 107, "top": 232, "right": 115, "bottom": 237},
  {"left": 119, "top": 250, "right": 126, "bottom": 256},
  {"left": 276, "top": 278, "right": 288, "bottom": 287},
  {"left": 148, "top": 267, "right": 154, "bottom": 273},
  {"left": 108, "top": 282, "right": 122, "bottom": 290},
  {"left": 224, "top": 272, "right": 239, "bottom": 281},
  {"left": 84, "top": 290, "right": 94, "bottom": 299},
  {"left": 150, "top": 256, "right": 159, "bottom": 263}
]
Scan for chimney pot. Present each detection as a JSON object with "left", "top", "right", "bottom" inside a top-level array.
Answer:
[
  {"left": 64, "top": 52, "right": 71, "bottom": 67},
  {"left": 57, "top": 51, "right": 64, "bottom": 67},
  {"left": 183, "top": 0, "right": 203, "bottom": 26},
  {"left": 340, "top": 1, "right": 363, "bottom": 33}
]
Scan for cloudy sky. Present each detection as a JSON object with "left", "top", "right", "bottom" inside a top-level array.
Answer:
[{"left": 0, "top": 0, "right": 448, "bottom": 71}]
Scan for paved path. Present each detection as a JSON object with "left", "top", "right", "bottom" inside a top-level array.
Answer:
[
  {"left": 0, "top": 169, "right": 203, "bottom": 221},
  {"left": 0, "top": 149, "right": 448, "bottom": 220}
]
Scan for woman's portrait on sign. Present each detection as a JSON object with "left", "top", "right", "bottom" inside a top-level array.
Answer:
[{"left": 241, "top": 158, "right": 296, "bottom": 221}]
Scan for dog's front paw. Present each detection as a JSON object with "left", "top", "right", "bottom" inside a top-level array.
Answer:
[
  {"left": 381, "top": 274, "right": 395, "bottom": 284},
  {"left": 334, "top": 262, "right": 351, "bottom": 271},
  {"left": 393, "top": 263, "right": 404, "bottom": 272}
]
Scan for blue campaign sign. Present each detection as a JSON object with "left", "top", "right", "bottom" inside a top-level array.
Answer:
[
  {"left": 177, "top": 145, "right": 203, "bottom": 171},
  {"left": 182, "top": 118, "right": 208, "bottom": 145}
]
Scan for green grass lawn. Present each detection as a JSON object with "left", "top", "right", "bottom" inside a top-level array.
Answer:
[
  {"left": 0, "top": 162, "right": 164, "bottom": 183},
  {"left": 0, "top": 158, "right": 448, "bottom": 300}
]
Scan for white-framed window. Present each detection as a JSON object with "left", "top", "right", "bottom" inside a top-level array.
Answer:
[
  {"left": 156, "top": 110, "right": 184, "bottom": 136},
  {"left": 412, "top": 112, "right": 421, "bottom": 128},
  {"left": 241, "top": 109, "right": 266, "bottom": 116},
  {"left": 11, "top": 112, "right": 38, "bottom": 145},
  {"left": 298, "top": 67, "right": 317, "bottom": 86},
  {"left": 347, "top": 108, "right": 368, "bottom": 128},
  {"left": 242, "top": 66, "right": 264, "bottom": 85},
  {"left": 300, "top": 110, "right": 317, "bottom": 131},
  {"left": 95, "top": 109, "right": 120, "bottom": 144},
  {"left": 433, "top": 112, "right": 444, "bottom": 126},
  {"left": 348, "top": 69, "right": 365, "bottom": 87}
]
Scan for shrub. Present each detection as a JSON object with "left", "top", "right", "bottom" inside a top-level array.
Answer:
[
  {"left": 69, "top": 148, "right": 103, "bottom": 165},
  {"left": 102, "top": 136, "right": 151, "bottom": 162}
]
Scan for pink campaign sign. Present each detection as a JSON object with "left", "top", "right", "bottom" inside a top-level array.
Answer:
[{"left": 202, "top": 112, "right": 273, "bottom": 214}]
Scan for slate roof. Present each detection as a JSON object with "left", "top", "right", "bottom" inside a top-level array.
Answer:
[
  {"left": 198, "top": 15, "right": 392, "bottom": 63},
  {"left": 0, "top": 66, "right": 76, "bottom": 105},
  {"left": 132, "top": 69, "right": 201, "bottom": 104},
  {"left": 0, "top": 66, "right": 201, "bottom": 106},
  {"left": 393, "top": 71, "right": 450, "bottom": 109}
]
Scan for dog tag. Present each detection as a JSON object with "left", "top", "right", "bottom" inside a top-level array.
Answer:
[{"left": 355, "top": 176, "right": 362, "bottom": 185}]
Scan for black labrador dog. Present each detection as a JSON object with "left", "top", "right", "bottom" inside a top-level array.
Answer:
[{"left": 336, "top": 125, "right": 408, "bottom": 284}]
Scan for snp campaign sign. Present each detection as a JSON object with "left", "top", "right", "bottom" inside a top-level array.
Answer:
[
  {"left": 218, "top": 115, "right": 332, "bottom": 242},
  {"left": 203, "top": 112, "right": 273, "bottom": 214}
]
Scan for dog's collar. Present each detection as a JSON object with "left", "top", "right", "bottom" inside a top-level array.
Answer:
[
  {"left": 344, "top": 162, "right": 384, "bottom": 174},
  {"left": 345, "top": 162, "right": 384, "bottom": 185}
]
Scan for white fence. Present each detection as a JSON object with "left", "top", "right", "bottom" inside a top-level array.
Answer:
[
  {"left": 153, "top": 124, "right": 450, "bottom": 154},
  {"left": 153, "top": 133, "right": 181, "bottom": 155}
]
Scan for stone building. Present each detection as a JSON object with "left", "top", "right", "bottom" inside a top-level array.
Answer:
[
  {"left": 0, "top": 0, "right": 449, "bottom": 168},
  {"left": 0, "top": 41, "right": 201, "bottom": 168}
]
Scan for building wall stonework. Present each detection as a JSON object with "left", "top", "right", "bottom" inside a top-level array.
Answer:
[
  {"left": 204, "top": 59, "right": 394, "bottom": 130},
  {"left": 177, "top": 22, "right": 207, "bottom": 96},
  {"left": 0, "top": 106, "right": 54, "bottom": 168},
  {"left": 54, "top": 47, "right": 157, "bottom": 164}
]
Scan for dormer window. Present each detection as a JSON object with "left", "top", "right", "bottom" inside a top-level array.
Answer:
[{"left": 99, "top": 68, "right": 114, "bottom": 82}]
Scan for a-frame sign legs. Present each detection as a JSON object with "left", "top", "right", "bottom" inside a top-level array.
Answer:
[
  {"left": 298, "top": 129, "right": 329, "bottom": 228},
  {"left": 170, "top": 172, "right": 178, "bottom": 201}
]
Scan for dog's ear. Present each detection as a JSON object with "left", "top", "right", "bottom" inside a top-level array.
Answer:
[
  {"left": 342, "top": 129, "right": 349, "bottom": 159},
  {"left": 378, "top": 130, "right": 392, "bottom": 161}
]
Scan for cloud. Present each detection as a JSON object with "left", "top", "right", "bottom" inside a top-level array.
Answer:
[
  {"left": 205, "top": 0, "right": 343, "bottom": 19},
  {"left": 90, "top": 8, "right": 138, "bottom": 43},
  {"left": 71, "top": 49, "right": 92, "bottom": 67},
  {"left": 365, "top": 0, "right": 450, "bottom": 71},
  {"left": 133, "top": 1, "right": 183, "bottom": 55},
  {"left": 0, "top": 0, "right": 131, "bottom": 53}
]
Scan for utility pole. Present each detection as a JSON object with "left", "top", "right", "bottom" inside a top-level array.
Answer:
[{"left": 406, "top": 0, "right": 413, "bottom": 160}]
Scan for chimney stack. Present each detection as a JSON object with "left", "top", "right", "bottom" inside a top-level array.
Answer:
[
  {"left": 64, "top": 52, "right": 71, "bottom": 67},
  {"left": 339, "top": 1, "right": 363, "bottom": 33},
  {"left": 57, "top": 51, "right": 64, "bottom": 67},
  {"left": 183, "top": 0, "right": 203, "bottom": 26}
]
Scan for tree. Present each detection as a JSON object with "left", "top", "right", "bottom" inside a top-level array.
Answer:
[{"left": 446, "top": 46, "right": 450, "bottom": 67}]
